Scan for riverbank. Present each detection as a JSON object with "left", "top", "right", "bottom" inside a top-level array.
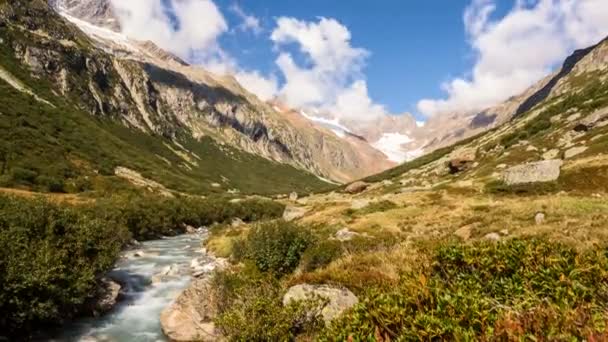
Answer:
[{"left": 0, "top": 192, "right": 284, "bottom": 340}]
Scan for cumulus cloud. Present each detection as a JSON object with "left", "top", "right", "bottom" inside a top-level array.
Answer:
[
  {"left": 418, "top": 0, "right": 608, "bottom": 117},
  {"left": 271, "top": 17, "right": 386, "bottom": 121},
  {"left": 230, "top": 4, "right": 262, "bottom": 35},
  {"left": 110, "top": 0, "right": 227, "bottom": 62},
  {"left": 234, "top": 70, "right": 279, "bottom": 101}
]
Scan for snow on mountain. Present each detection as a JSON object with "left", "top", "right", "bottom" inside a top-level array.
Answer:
[{"left": 372, "top": 133, "right": 423, "bottom": 163}]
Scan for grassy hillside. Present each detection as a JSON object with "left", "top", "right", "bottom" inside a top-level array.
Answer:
[{"left": 0, "top": 34, "right": 331, "bottom": 196}]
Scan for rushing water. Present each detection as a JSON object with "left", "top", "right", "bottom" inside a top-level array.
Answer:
[{"left": 57, "top": 232, "right": 216, "bottom": 342}]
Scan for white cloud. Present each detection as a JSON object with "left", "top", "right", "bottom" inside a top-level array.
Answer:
[
  {"left": 110, "top": 0, "right": 227, "bottom": 62},
  {"left": 271, "top": 17, "right": 386, "bottom": 121},
  {"left": 234, "top": 70, "right": 279, "bottom": 101},
  {"left": 230, "top": 4, "right": 262, "bottom": 35},
  {"left": 418, "top": 0, "right": 608, "bottom": 117}
]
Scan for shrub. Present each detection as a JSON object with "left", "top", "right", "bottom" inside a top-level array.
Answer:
[
  {"left": 213, "top": 267, "right": 323, "bottom": 340},
  {"left": 300, "top": 239, "right": 343, "bottom": 272},
  {"left": 10, "top": 167, "right": 38, "bottom": 184},
  {"left": 0, "top": 195, "right": 130, "bottom": 336},
  {"left": 237, "top": 221, "right": 313, "bottom": 276},
  {"left": 323, "top": 238, "right": 608, "bottom": 341},
  {"left": 485, "top": 179, "right": 559, "bottom": 195},
  {"left": 35, "top": 175, "right": 65, "bottom": 193}
]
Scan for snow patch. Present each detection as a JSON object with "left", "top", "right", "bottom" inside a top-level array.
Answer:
[
  {"left": 416, "top": 121, "right": 426, "bottom": 128},
  {"left": 372, "top": 133, "right": 423, "bottom": 163},
  {"left": 299, "top": 110, "right": 351, "bottom": 138}
]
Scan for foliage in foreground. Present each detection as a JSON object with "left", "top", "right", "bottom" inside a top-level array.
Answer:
[
  {"left": 234, "top": 221, "right": 314, "bottom": 277},
  {"left": 323, "top": 238, "right": 608, "bottom": 341},
  {"left": 0, "top": 193, "right": 284, "bottom": 337},
  {"left": 213, "top": 266, "right": 323, "bottom": 341}
]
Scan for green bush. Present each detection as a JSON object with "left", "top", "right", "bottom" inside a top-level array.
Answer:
[
  {"left": 213, "top": 267, "right": 323, "bottom": 341},
  {"left": 10, "top": 167, "right": 38, "bottom": 184},
  {"left": 300, "top": 239, "right": 343, "bottom": 272},
  {"left": 35, "top": 175, "right": 65, "bottom": 193},
  {"left": 323, "top": 238, "right": 608, "bottom": 341},
  {"left": 236, "top": 221, "right": 313, "bottom": 276},
  {"left": 0, "top": 195, "right": 130, "bottom": 336}
]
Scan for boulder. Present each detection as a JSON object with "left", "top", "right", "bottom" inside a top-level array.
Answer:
[
  {"left": 231, "top": 218, "right": 244, "bottom": 227},
  {"left": 345, "top": 181, "right": 369, "bottom": 194},
  {"left": 501, "top": 160, "right": 563, "bottom": 185},
  {"left": 564, "top": 146, "right": 588, "bottom": 159},
  {"left": 282, "top": 206, "right": 308, "bottom": 222},
  {"left": 283, "top": 284, "right": 358, "bottom": 325},
  {"left": 184, "top": 225, "right": 197, "bottom": 234},
  {"left": 86, "top": 277, "right": 122, "bottom": 316},
  {"left": 160, "top": 279, "right": 222, "bottom": 342}
]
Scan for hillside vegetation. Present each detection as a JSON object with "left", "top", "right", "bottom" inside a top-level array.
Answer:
[{"left": 198, "top": 37, "right": 608, "bottom": 341}]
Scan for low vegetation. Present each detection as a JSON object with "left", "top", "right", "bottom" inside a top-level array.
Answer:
[{"left": 0, "top": 193, "right": 284, "bottom": 337}]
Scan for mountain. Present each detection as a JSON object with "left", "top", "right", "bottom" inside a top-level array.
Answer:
[
  {"left": 48, "top": 0, "right": 394, "bottom": 183},
  {"left": 0, "top": 0, "right": 342, "bottom": 195}
]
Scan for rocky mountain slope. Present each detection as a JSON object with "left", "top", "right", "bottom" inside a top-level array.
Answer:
[
  {"left": 47, "top": 0, "right": 392, "bottom": 183},
  {"left": 0, "top": 0, "right": 344, "bottom": 195}
]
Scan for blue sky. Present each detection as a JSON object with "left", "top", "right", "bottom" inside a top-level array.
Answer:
[
  {"left": 112, "top": 0, "right": 608, "bottom": 121},
  {"left": 213, "top": 0, "right": 522, "bottom": 117}
]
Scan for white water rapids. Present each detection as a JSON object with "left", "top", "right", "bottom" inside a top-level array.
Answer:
[{"left": 55, "top": 231, "right": 217, "bottom": 342}]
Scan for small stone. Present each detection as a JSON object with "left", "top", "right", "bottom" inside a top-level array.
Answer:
[
  {"left": 211, "top": 183, "right": 221, "bottom": 188},
  {"left": 350, "top": 199, "right": 370, "bottom": 210},
  {"left": 335, "top": 228, "right": 359, "bottom": 241},
  {"left": 496, "top": 164, "right": 507, "bottom": 169},
  {"left": 484, "top": 233, "right": 501, "bottom": 241},
  {"left": 535, "top": 212, "right": 545, "bottom": 225},
  {"left": 500, "top": 229, "right": 509, "bottom": 236},
  {"left": 526, "top": 145, "right": 538, "bottom": 152},
  {"left": 231, "top": 218, "right": 244, "bottom": 227}
]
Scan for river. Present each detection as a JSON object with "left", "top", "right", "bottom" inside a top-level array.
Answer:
[{"left": 56, "top": 231, "right": 216, "bottom": 342}]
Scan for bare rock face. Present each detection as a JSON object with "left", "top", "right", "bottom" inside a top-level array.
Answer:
[
  {"left": 564, "top": 146, "right": 588, "bottom": 159},
  {"left": 160, "top": 279, "right": 223, "bottom": 342},
  {"left": 345, "top": 181, "right": 369, "bottom": 194},
  {"left": 574, "top": 107, "right": 608, "bottom": 132},
  {"left": 283, "top": 284, "right": 358, "bottom": 325},
  {"left": 448, "top": 158, "right": 474, "bottom": 174},
  {"left": 502, "top": 160, "right": 563, "bottom": 185}
]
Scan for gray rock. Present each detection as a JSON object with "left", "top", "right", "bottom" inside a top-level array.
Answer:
[
  {"left": 282, "top": 206, "right": 307, "bottom": 222},
  {"left": 496, "top": 164, "right": 507, "bottom": 169},
  {"left": 231, "top": 218, "right": 244, "bottom": 227},
  {"left": 502, "top": 160, "right": 563, "bottom": 185},
  {"left": 335, "top": 228, "right": 359, "bottom": 241},
  {"left": 345, "top": 181, "right": 369, "bottom": 194},
  {"left": 283, "top": 284, "right": 358, "bottom": 325},
  {"left": 535, "top": 212, "right": 545, "bottom": 225},
  {"left": 160, "top": 279, "right": 222, "bottom": 341},
  {"left": 454, "top": 225, "right": 472, "bottom": 241},
  {"left": 86, "top": 278, "right": 122, "bottom": 316},
  {"left": 526, "top": 145, "right": 538, "bottom": 152},
  {"left": 574, "top": 107, "right": 608, "bottom": 131},
  {"left": 564, "top": 146, "right": 588, "bottom": 159},
  {"left": 484, "top": 233, "right": 501, "bottom": 241}
]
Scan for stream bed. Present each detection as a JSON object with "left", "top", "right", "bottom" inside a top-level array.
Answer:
[{"left": 58, "top": 231, "right": 215, "bottom": 342}]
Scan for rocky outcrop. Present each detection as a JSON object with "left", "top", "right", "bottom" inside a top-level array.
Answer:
[
  {"left": 574, "top": 107, "right": 608, "bottom": 131},
  {"left": 283, "top": 284, "right": 358, "bottom": 325},
  {"left": 502, "top": 160, "right": 563, "bottom": 185},
  {"left": 160, "top": 279, "right": 223, "bottom": 342}
]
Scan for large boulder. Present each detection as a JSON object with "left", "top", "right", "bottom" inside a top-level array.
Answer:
[
  {"left": 283, "top": 284, "right": 358, "bottom": 325},
  {"left": 564, "top": 146, "right": 588, "bottom": 159},
  {"left": 282, "top": 206, "right": 308, "bottom": 222},
  {"left": 160, "top": 279, "right": 223, "bottom": 342},
  {"left": 501, "top": 160, "right": 563, "bottom": 185},
  {"left": 345, "top": 181, "right": 369, "bottom": 194}
]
